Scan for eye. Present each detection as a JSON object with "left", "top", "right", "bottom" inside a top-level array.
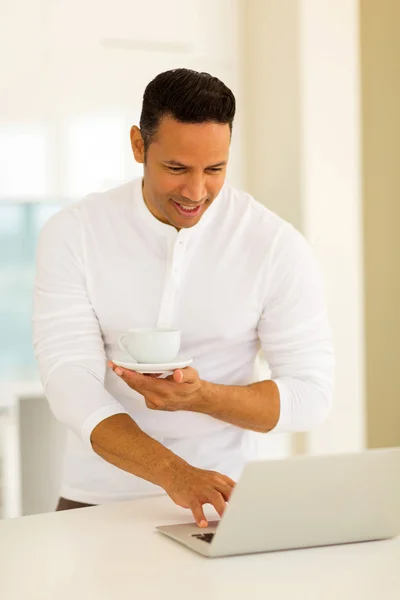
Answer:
[
  {"left": 207, "top": 168, "right": 223, "bottom": 173},
  {"left": 168, "top": 166, "right": 185, "bottom": 172}
]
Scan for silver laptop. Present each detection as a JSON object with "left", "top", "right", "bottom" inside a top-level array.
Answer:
[{"left": 156, "top": 447, "right": 400, "bottom": 558}]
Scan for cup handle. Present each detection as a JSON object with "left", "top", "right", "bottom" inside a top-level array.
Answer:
[
  {"left": 118, "top": 334, "right": 138, "bottom": 363},
  {"left": 119, "top": 334, "right": 129, "bottom": 354}
]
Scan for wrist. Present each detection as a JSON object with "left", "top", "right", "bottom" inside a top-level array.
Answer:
[
  {"left": 191, "top": 379, "right": 217, "bottom": 413},
  {"left": 154, "top": 453, "right": 190, "bottom": 490}
]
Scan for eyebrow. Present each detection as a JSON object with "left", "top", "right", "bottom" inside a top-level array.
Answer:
[{"left": 164, "top": 160, "right": 227, "bottom": 169}]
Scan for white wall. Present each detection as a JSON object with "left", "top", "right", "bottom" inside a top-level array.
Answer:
[
  {"left": 241, "top": 0, "right": 302, "bottom": 229},
  {"left": 0, "top": 0, "right": 248, "bottom": 515},
  {"left": 299, "top": 0, "right": 365, "bottom": 454},
  {"left": 360, "top": 0, "right": 400, "bottom": 449},
  {"left": 242, "top": 0, "right": 302, "bottom": 460},
  {"left": 1, "top": 0, "right": 369, "bottom": 516},
  {"left": 0, "top": 0, "right": 245, "bottom": 199},
  {"left": 243, "top": 0, "right": 366, "bottom": 455}
]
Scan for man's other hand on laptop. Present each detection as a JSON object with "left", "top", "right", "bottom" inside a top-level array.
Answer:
[
  {"left": 106, "top": 361, "right": 236, "bottom": 525},
  {"left": 163, "top": 464, "right": 236, "bottom": 527}
]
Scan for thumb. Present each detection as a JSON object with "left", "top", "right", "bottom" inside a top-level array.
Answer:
[
  {"left": 172, "top": 369, "right": 184, "bottom": 383},
  {"left": 170, "top": 367, "right": 197, "bottom": 384}
]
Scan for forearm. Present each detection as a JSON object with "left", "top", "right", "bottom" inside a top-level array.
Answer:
[
  {"left": 193, "top": 380, "right": 280, "bottom": 433},
  {"left": 90, "top": 413, "right": 188, "bottom": 488}
]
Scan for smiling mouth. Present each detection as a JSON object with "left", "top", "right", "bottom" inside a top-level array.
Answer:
[{"left": 172, "top": 200, "right": 203, "bottom": 217}]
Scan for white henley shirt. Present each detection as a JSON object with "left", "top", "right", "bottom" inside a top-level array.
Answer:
[{"left": 33, "top": 177, "right": 334, "bottom": 504}]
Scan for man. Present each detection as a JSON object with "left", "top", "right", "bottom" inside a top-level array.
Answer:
[{"left": 33, "top": 68, "right": 334, "bottom": 527}]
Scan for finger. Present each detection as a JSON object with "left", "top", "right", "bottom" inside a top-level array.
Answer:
[
  {"left": 209, "top": 491, "right": 227, "bottom": 518},
  {"left": 173, "top": 369, "right": 184, "bottom": 383},
  {"left": 145, "top": 401, "right": 158, "bottom": 410},
  {"left": 190, "top": 502, "right": 208, "bottom": 528},
  {"left": 210, "top": 471, "right": 236, "bottom": 489},
  {"left": 108, "top": 361, "right": 164, "bottom": 381},
  {"left": 166, "top": 367, "right": 198, "bottom": 384},
  {"left": 145, "top": 396, "right": 164, "bottom": 409},
  {"left": 111, "top": 366, "right": 160, "bottom": 394},
  {"left": 220, "top": 474, "right": 236, "bottom": 488},
  {"left": 215, "top": 482, "right": 234, "bottom": 502}
]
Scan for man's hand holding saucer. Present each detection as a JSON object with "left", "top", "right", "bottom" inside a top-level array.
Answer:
[{"left": 107, "top": 362, "right": 205, "bottom": 412}]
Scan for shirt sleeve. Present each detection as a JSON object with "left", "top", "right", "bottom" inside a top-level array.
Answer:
[
  {"left": 257, "top": 222, "right": 335, "bottom": 432},
  {"left": 32, "top": 206, "right": 128, "bottom": 450}
]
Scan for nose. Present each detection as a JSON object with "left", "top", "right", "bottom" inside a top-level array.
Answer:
[{"left": 180, "top": 174, "right": 208, "bottom": 204}]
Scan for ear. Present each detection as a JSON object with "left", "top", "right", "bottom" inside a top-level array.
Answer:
[{"left": 130, "top": 126, "right": 145, "bottom": 164}]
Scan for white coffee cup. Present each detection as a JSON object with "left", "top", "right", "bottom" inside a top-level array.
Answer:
[{"left": 118, "top": 328, "right": 181, "bottom": 364}]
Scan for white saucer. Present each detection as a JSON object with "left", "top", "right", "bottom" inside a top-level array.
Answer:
[{"left": 112, "top": 356, "right": 193, "bottom": 374}]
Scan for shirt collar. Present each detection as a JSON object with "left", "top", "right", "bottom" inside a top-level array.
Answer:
[{"left": 132, "top": 176, "right": 221, "bottom": 240}]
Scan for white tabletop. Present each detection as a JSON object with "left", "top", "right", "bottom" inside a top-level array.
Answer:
[{"left": 1, "top": 494, "right": 399, "bottom": 600}]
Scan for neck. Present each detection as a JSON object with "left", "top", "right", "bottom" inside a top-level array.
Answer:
[{"left": 141, "top": 179, "right": 180, "bottom": 231}]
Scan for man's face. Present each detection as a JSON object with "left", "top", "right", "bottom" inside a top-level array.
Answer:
[{"left": 131, "top": 115, "right": 230, "bottom": 229}]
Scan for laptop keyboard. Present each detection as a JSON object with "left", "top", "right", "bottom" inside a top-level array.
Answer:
[{"left": 192, "top": 533, "right": 215, "bottom": 544}]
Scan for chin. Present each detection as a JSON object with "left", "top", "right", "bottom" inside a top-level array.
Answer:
[
  {"left": 172, "top": 216, "right": 201, "bottom": 229},
  {"left": 166, "top": 207, "right": 204, "bottom": 229}
]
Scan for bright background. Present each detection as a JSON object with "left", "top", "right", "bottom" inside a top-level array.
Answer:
[{"left": 0, "top": 0, "right": 399, "bottom": 518}]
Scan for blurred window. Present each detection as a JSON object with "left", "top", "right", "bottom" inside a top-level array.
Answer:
[
  {"left": 64, "top": 114, "right": 128, "bottom": 198},
  {"left": 0, "top": 113, "right": 141, "bottom": 380},
  {"left": 0, "top": 126, "right": 48, "bottom": 199},
  {"left": 0, "top": 202, "right": 62, "bottom": 380}
]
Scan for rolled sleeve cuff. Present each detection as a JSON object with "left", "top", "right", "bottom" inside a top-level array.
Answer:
[
  {"left": 81, "top": 405, "right": 129, "bottom": 450},
  {"left": 270, "top": 375, "right": 333, "bottom": 433},
  {"left": 271, "top": 378, "right": 291, "bottom": 433}
]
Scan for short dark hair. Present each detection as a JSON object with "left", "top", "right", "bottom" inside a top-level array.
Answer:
[{"left": 139, "top": 68, "right": 236, "bottom": 155}]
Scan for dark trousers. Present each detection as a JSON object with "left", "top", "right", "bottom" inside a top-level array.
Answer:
[{"left": 56, "top": 497, "right": 96, "bottom": 511}]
